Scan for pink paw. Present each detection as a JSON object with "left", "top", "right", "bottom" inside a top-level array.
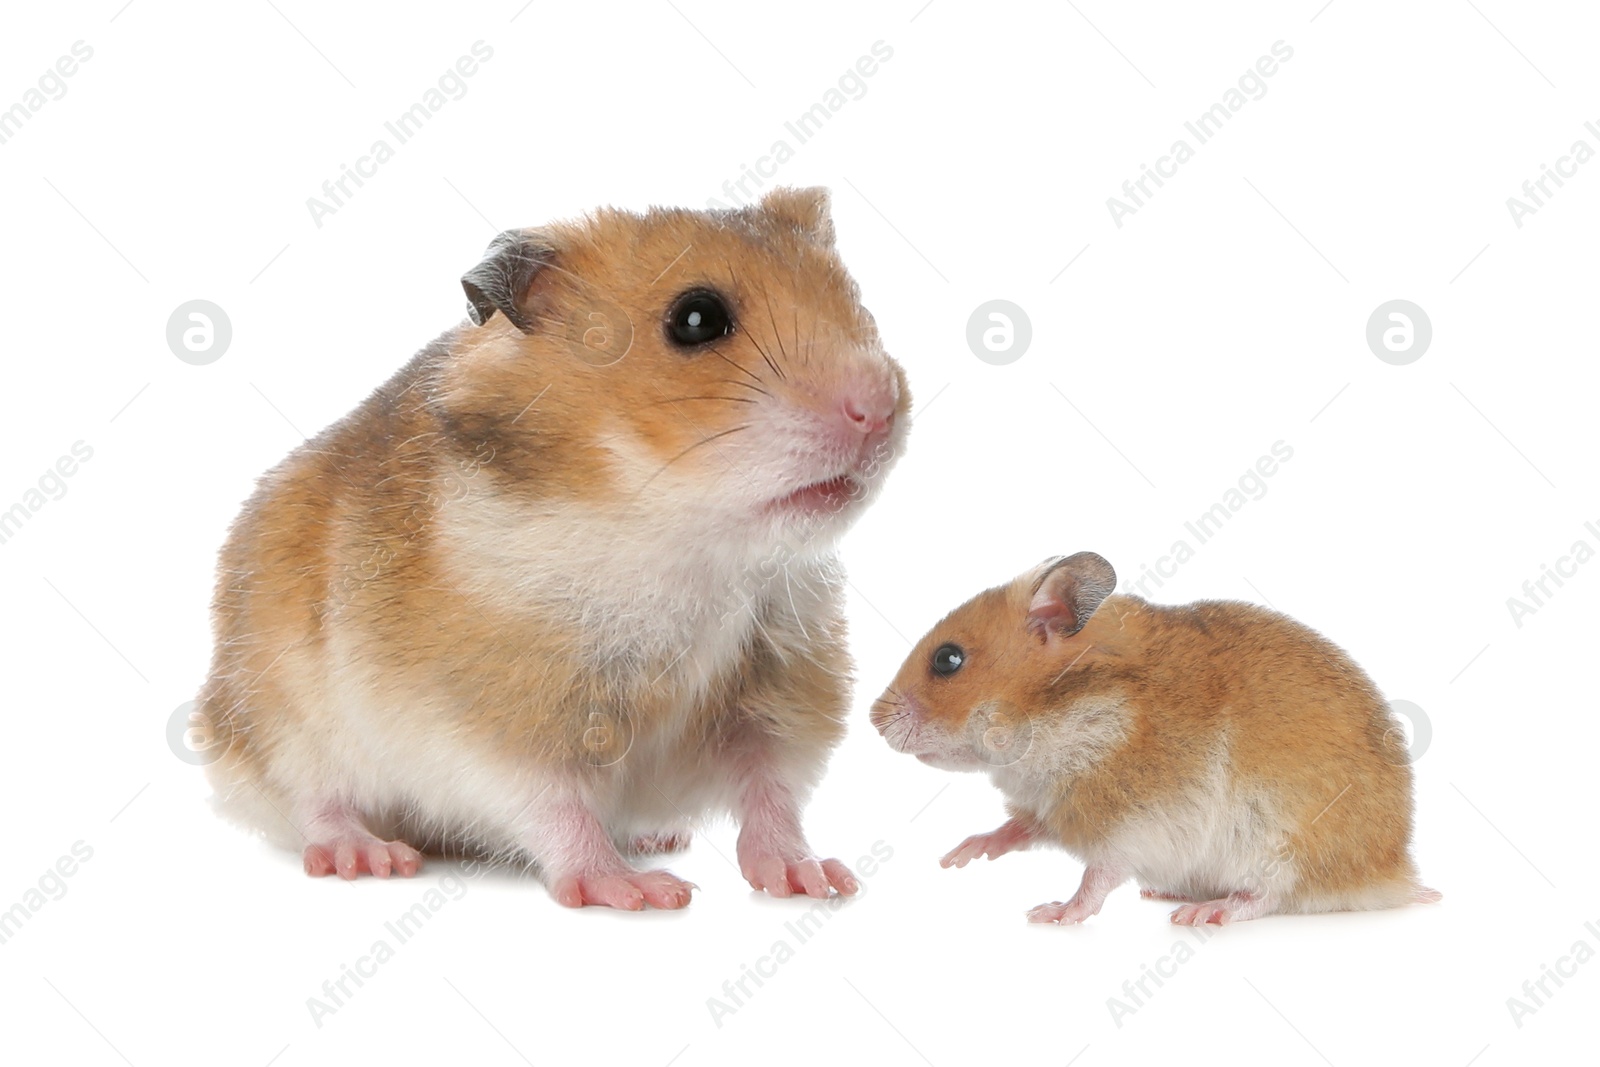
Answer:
[
  {"left": 1027, "top": 899, "right": 1097, "bottom": 925},
  {"left": 742, "top": 855, "right": 859, "bottom": 899},
  {"left": 941, "top": 818, "right": 1034, "bottom": 869},
  {"left": 303, "top": 838, "right": 423, "bottom": 880},
  {"left": 1171, "top": 901, "right": 1234, "bottom": 926},
  {"left": 630, "top": 830, "right": 693, "bottom": 856},
  {"left": 550, "top": 869, "right": 695, "bottom": 911},
  {"left": 942, "top": 833, "right": 1013, "bottom": 868},
  {"left": 1169, "top": 891, "right": 1262, "bottom": 926}
]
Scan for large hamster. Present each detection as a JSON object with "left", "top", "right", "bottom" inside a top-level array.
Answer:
[
  {"left": 870, "top": 552, "right": 1438, "bottom": 925},
  {"left": 201, "top": 187, "right": 909, "bottom": 910}
]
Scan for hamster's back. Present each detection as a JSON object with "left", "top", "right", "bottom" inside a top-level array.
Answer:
[{"left": 1129, "top": 598, "right": 1419, "bottom": 900}]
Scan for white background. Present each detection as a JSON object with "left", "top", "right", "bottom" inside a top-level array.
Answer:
[{"left": 1, "top": 1, "right": 1596, "bottom": 1064}]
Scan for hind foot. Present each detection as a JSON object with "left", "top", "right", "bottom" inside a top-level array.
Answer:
[
  {"left": 1170, "top": 890, "right": 1269, "bottom": 926},
  {"left": 1028, "top": 862, "right": 1128, "bottom": 925}
]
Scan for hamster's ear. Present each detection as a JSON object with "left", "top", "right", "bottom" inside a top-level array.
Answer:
[
  {"left": 461, "top": 229, "right": 556, "bottom": 332},
  {"left": 760, "top": 186, "right": 836, "bottom": 246},
  {"left": 1026, "top": 552, "right": 1117, "bottom": 639}
]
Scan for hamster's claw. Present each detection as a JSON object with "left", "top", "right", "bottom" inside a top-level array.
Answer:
[
  {"left": 303, "top": 839, "right": 423, "bottom": 880},
  {"left": 550, "top": 869, "right": 695, "bottom": 911},
  {"left": 743, "top": 855, "right": 859, "bottom": 899}
]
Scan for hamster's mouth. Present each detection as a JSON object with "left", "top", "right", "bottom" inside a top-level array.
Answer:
[{"left": 768, "top": 474, "right": 860, "bottom": 516}]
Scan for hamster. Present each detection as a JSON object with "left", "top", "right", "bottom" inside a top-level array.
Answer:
[
  {"left": 200, "top": 187, "right": 910, "bottom": 910},
  {"left": 870, "top": 552, "right": 1439, "bottom": 926}
]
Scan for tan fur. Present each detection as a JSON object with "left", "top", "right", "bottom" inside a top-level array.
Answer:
[
  {"left": 872, "top": 555, "right": 1437, "bottom": 920},
  {"left": 201, "top": 188, "right": 909, "bottom": 888}
]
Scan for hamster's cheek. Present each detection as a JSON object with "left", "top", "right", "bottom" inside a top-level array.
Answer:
[
  {"left": 916, "top": 748, "right": 985, "bottom": 773},
  {"left": 908, "top": 718, "right": 980, "bottom": 769}
]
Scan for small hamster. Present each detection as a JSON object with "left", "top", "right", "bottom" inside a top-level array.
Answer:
[
  {"left": 200, "top": 187, "right": 909, "bottom": 909},
  {"left": 870, "top": 552, "right": 1439, "bottom": 925}
]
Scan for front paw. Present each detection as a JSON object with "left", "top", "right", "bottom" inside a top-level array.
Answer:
[
  {"left": 303, "top": 838, "right": 423, "bottom": 880},
  {"left": 940, "top": 817, "right": 1034, "bottom": 868},
  {"left": 742, "top": 854, "right": 859, "bottom": 899},
  {"left": 941, "top": 831, "right": 1011, "bottom": 869}
]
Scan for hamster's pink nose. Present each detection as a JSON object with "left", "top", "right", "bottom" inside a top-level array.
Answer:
[{"left": 839, "top": 384, "right": 895, "bottom": 438}]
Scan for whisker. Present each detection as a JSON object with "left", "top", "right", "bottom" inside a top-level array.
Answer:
[
  {"left": 763, "top": 289, "right": 790, "bottom": 374},
  {"left": 874, "top": 705, "right": 910, "bottom": 731},
  {"left": 1049, "top": 643, "right": 1097, "bottom": 686},
  {"left": 705, "top": 343, "right": 766, "bottom": 388},
  {"left": 638, "top": 395, "right": 756, "bottom": 407},
  {"left": 633, "top": 425, "right": 751, "bottom": 496},
  {"left": 720, "top": 377, "right": 772, "bottom": 399},
  {"left": 722, "top": 256, "right": 786, "bottom": 383},
  {"left": 745, "top": 328, "right": 785, "bottom": 383},
  {"left": 783, "top": 566, "right": 811, "bottom": 643}
]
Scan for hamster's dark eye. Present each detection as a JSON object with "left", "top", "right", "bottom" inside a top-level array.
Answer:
[
  {"left": 931, "top": 644, "right": 965, "bottom": 677},
  {"left": 666, "top": 289, "right": 733, "bottom": 348}
]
